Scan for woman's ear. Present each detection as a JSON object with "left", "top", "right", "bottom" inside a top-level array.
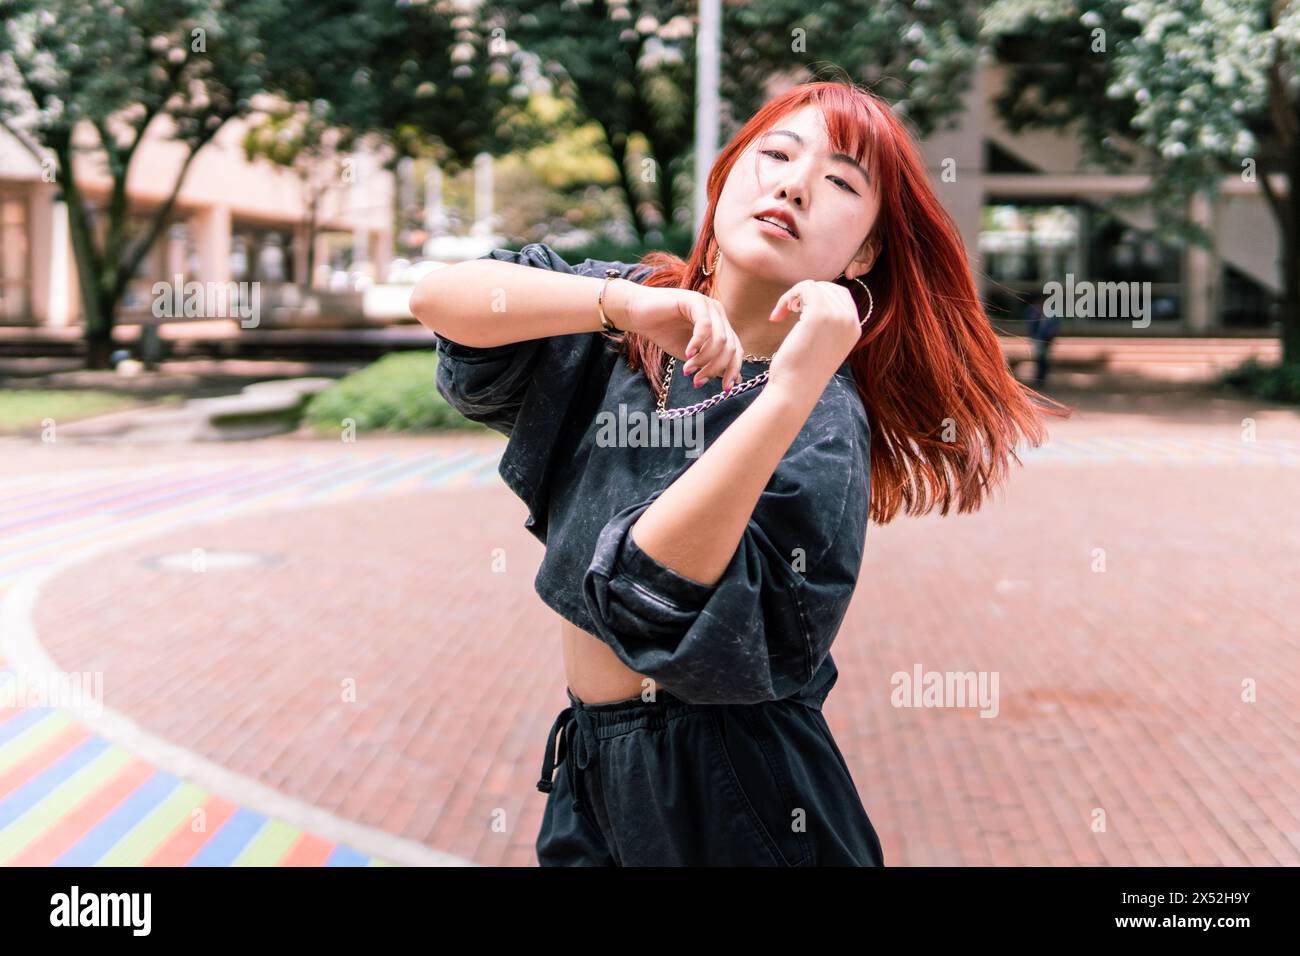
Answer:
[{"left": 845, "top": 233, "right": 882, "bottom": 280}]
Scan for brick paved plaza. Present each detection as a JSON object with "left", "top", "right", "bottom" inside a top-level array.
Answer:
[{"left": 1, "top": 384, "right": 1298, "bottom": 866}]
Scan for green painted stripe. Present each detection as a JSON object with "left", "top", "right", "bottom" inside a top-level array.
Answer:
[
  {"left": 368, "top": 857, "right": 399, "bottom": 866},
  {"left": 0, "top": 746, "right": 132, "bottom": 864},
  {"left": 232, "top": 818, "right": 300, "bottom": 866},
  {"left": 0, "top": 710, "right": 75, "bottom": 774},
  {"left": 95, "top": 781, "right": 209, "bottom": 866}
]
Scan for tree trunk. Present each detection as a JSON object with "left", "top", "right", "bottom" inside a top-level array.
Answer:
[
  {"left": 1285, "top": 174, "right": 1300, "bottom": 368},
  {"left": 54, "top": 148, "right": 114, "bottom": 370},
  {"left": 655, "top": 159, "right": 676, "bottom": 233},
  {"left": 1281, "top": 236, "right": 1299, "bottom": 368},
  {"left": 608, "top": 133, "right": 648, "bottom": 242},
  {"left": 85, "top": 303, "right": 116, "bottom": 370}
]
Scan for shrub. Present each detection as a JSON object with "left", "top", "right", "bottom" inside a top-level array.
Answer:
[
  {"left": 301, "top": 350, "right": 489, "bottom": 434},
  {"left": 1216, "top": 357, "right": 1300, "bottom": 405}
]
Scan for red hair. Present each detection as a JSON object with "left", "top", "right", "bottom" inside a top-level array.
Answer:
[{"left": 611, "top": 79, "right": 1073, "bottom": 524}]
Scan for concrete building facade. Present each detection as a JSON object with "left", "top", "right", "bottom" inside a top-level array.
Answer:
[{"left": 0, "top": 101, "right": 394, "bottom": 328}]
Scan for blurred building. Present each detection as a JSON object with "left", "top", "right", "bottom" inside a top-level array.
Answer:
[
  {"left": 921, "top": 61, "right": 1277, "bottom": 335},
  {"left": 0, "top": 106, "right": 394, "bottom": 327}
]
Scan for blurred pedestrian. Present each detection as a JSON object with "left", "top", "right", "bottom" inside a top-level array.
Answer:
[{"left": 1024, "top": 291, "right": 1060, "bottom": 387}]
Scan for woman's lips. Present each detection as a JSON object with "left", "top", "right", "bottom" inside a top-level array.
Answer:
[{"left": 754, "top": 215, "right": 799, "bottom": 240}]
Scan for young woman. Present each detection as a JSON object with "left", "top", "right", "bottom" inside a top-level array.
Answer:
[{"left": 410, "top": 80, "right": 1071, "bottom": 867}]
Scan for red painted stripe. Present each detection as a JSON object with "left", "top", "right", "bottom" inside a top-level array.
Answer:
[
  {"left": 278, "top": 832, "right": 335, "bottom": 867},
  {"left": 7, "top": 757, "right": 154, "bottom": 866},
  {"left": 0, "top": 723, "right": 92, "bottom": 801},
  {"left": 143, "top": 794, "right": 239, "bottom": 867}
]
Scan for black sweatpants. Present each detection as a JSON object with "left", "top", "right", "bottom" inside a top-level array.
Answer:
[{"left": 535, "top": 687, "right": 885, "bottom": 866}]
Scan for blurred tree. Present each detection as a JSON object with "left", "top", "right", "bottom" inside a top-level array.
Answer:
[
  {"left": 256, "top": 0, "right": 549, "bottom": 170},
  {"left": 984, "top": 0, "right": 1300, "bottom": 366},
  {"left": 0, "top": 0, "right": 514, "bottom": 368},
  {"left": 480, "top": 0, "right": 982, "bottom": 244},
  {"left": 241, "top": 102, "right": 349, "bottom": 292},
  {"left": 2, "top": 0, "right": 280, "bottom": 366}
]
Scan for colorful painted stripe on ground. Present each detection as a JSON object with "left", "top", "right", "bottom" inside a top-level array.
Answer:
[
  {"left": 0, "top": 447, "right": 504, "bottom": 588},
  {"left": 0, "top": 678, "right": 393, "bottom": 867}
]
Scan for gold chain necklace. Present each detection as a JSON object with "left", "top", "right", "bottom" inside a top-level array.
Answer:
[{"left": 655, "top": 352, "right": 774, "bottom": 420}]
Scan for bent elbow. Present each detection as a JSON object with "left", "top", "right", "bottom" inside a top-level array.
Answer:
[{"left": 409, "top": 271, "right": 454, "bottom": 336}]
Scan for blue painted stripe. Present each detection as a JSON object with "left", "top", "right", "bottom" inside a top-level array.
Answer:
[
  {"left": 324, "top": 844, "right": 371, "bottom": 867},
  {"left": 54, "top": 770, "right": 181, "bottom": 867},
  {"left": 365, "top": 453, "right": 464, "bottom": 492},
  {"left": 0, "top": 737, "right": 110, "bottom": 830},
  {"left": 422, "top": 451, "right": 497, "bottom": 488},
  {"left": 305, "top": 452, "right": 440, "bottom": 498},
  {"left": 262, "top": 454, "right": 402, "bottom": 500},
  {"left": 470, "top": 457, "right": 504, "bottom": 485},
  {"left": 187, "top": 808, "right": 267, "bottom": 866}
]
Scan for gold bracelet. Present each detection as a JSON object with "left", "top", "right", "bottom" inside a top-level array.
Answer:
[{"left": 597, "top": 268, "right": 621, "bottom": 334}]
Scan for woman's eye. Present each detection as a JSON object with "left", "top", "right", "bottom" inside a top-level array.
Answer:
[{"left": 761, "top": 148, "right": 858, "bottom": 194}]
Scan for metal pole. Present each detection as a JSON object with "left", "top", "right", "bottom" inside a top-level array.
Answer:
[{"left": 694, "top": 0, "right": 721, "bottom": 236}]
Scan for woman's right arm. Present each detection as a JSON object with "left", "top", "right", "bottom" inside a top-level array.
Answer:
[
  {"left": 412, "top": 248, "right": 749, "bottom": 390},
  {"left": 409, "top": 257, "right": 637, "bottom": 348}
]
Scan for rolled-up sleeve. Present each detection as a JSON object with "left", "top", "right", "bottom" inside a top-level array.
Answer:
[
  {"left": 433, "top": 242, "right": 652, "bottom": 438},
  {"left": 581, "top": 395, "right": 872, "bottom": 705},
  {"left": 434, "top": 334, "right": 545, "bottom": 437}
]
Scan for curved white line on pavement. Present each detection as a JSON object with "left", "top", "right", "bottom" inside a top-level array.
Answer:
[{"left": 0, "top": 469, "right": 481, "bottom": 869}]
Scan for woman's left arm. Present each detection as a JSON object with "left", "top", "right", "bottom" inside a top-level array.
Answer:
[
  {"left": 627, "top": 276, "right": 864, "bottom": 587},
  {"left": 580, "top": 375, "right": 869, "bottom": 705},
  {"left": 628, "top": 378, "right": 823, "bottom": 588}
]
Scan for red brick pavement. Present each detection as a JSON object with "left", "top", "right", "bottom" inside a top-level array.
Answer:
[{"left": 19, "top": 387, "right": 1300, "bottom": 866}]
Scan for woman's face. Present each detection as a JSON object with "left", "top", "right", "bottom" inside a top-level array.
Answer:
[{"left": 713, "top": 104, "right": 881, "bottom": 287}]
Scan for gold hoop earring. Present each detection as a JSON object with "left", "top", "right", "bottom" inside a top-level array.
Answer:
[
  {"left": 837, "top": 273, "right": 874, "bottom": 326},
  {"left": 700, "top": 247, "right": 721, "bottom": 277}
]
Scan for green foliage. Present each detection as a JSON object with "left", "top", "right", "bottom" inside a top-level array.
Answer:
[
  {"left": 725, "top": 0, "right": 983, "bottom": 133},
  {"left": 558, "top": 218, "right": 696, "bottom": 266},
  {"left": 257, "top": 0, "right": 527, "bottom": 171},
  {"left": 484, "top": 1, "right": 983, "bottom": 241},
  {"left": 983, "top": 0, "right": 1300, "bottom": 363},
  {"left": 985, "top": 0, "right": 1288, "bottom": 248},
  {"left": 1216, "top": 357, "right": 1300, "bottom": 405},
  {"left": 301, "top": 351, "right": 489, "bottom": 434}
]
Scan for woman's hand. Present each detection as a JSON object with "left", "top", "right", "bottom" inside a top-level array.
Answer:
[
  {"left": 765, "top": 280, "right": 863, "bottom": 397},
  {"left": 617, "top": 283, "right": 746, "bottom": 390}
]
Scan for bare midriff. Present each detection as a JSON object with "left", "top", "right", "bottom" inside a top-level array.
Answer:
[{"left": 559, "top": 614, "right": 655, "bottom": 705}]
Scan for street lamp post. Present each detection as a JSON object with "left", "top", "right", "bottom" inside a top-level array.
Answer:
[{"left": 694, "top": 0, "right": 721, "bottom": 236}]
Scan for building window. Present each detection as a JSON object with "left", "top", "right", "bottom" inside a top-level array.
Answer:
[
  {"left": 980, "top": 203, "right": 1082, "bottom": 322},
  {"left": 981, "top": 199, "right": 1184, "bottom": 327}
]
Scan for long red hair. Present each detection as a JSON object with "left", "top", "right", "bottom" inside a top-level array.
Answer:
[{"left": 611, "top": 79, "right": 1073, "bottom": 524}]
